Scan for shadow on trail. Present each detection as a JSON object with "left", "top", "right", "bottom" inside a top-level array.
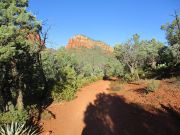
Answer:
[{"left": 82, "top": 93, "right": 180, "bottom": 135}]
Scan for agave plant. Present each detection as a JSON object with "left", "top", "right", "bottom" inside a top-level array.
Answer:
[{"left": 0, "top": 122, "right": 39, "bottom": 135}]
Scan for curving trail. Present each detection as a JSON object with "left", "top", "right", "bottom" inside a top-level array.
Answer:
[
  {"left": 41, "top": 80, "right": 111, "bottom": 135},
  {"left": 41, "top": 79, "right": 180, "bottom": 135}
]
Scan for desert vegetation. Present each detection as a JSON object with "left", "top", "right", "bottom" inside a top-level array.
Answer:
[{"left": 0, "top": 0, "right": 180, "bottom": 135}]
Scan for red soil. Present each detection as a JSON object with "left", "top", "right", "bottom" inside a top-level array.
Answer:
[{"left": 41, "top": 79, "right": 180, "bottom": 135}]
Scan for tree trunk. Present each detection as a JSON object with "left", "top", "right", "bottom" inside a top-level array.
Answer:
[
  {"left": 16, "top": 88, "right": 24, "bottom": 111},
  {"left": 17, "top": 73, "right": 24, "bottom": 111},
  {"left": 129, "top": 66, "right": 135, "bottom": 75},
  {"left": 128, "top": 63, "right": 140, "bottom": 80},
  {"left": 12, "top": 61, "right": 24, "bottom": 111}
]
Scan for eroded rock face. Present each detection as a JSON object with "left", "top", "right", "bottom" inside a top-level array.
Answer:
[{"left": 66, "top": 35, "right": 113, "bottom": 52}]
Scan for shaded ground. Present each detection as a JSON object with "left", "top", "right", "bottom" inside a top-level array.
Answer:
[
  {"left": 41, "top": 79, "right": 180, "bottom": 135},
  {"left": 41, "top": 80, "right": 111, "bottom": 135}
]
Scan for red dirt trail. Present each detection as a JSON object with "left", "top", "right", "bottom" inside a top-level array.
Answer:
[
  {"left": 41, "top": 80, "right": 180, "bottom": 135},
  {"left": 41, "top": 80, "right": 111, "bottom": 135}
]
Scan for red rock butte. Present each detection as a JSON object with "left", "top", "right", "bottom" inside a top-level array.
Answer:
[{"left": 66, "top": 35, "right": 113, "bottom": 53}]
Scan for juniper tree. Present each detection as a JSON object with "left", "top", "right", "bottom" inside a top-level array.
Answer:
[
  {"left": 161, "top": 11, "right": 180, "bottom": 65},
  {"left": 161, "top": 11, "right": 180, "bottom": 46},
  {"left": 114, "top": 34, "right": 163, "bottom": 79},
  {"left": 114, "top": 34, "right": 147, "bottom": 80},
  {"left": 0, "top": 0, "right": 44, "bottom": 111}
]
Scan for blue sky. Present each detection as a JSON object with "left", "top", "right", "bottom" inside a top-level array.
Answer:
[{"left": 29, "top": 0, "right": 180, "bottom": 48}]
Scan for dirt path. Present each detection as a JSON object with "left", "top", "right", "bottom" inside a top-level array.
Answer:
[
  {"left": 41, "top": 79, "right": 180, "bottom": 135},
  {"left": 41, "top": 80, "right": 111, "bottom": 135}
]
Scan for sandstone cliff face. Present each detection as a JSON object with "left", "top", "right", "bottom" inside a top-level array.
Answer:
[
  {"left": 66, "top": 35, "right": 113, "bottom": 52},
  {"left": 28, "top": 33, "right": 45, "bottom": 49}
]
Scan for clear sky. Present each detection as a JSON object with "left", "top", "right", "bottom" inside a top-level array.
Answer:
[{"left": 29, "top": 0, "right": 180, "bottom": 48}]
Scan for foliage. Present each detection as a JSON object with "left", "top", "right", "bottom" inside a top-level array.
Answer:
[
  {"left": 67, "top": 47, "right": 121, "bottom": 77},
  {"left": 0, "top": 122, "right": 40, "bottom": 135},
  {"left": 41, "top": 48, "right": 78, "bottom": 101},
  {"left": 41, "top": 47, "right": 122, "bottom": 101},
  {"left": 123, "top": 73, "right": 137, "bottom": 82},
  {"left": 161, "top": 12, "right": 180, "bottom": 46},
  {"left": 114, "top": 34, "right": 163, "bottom": 80},
  {"left": 161, "top": 11, "right": 180, "bottom": 66},
  {"left": 0, "top": 0, "right": 180, "bottom": 125},
  {"left": 170, "top": 43, "right": 180, "bottom": 64},
  {"left": 146, "top": 80, "right": 160, "bottom": 93},
  {"left": 0, "top": 0, "right": 45, "bottom": 113},
  {"left": 158, "top": 46, "right": 174, "bottom": 66},
  {"left": 41, "top": 110, "right": 55, "bottom": 120},
  {"left": 26, "top": 105, "right": 40, "bottom": 123},
  {"left": 103, "top": 57, "right": 124, "bottom": 77},
  {"left": 142, "top": 39, "right": 163, "bottom": 69},
  {"left": 0, "top": 110, "right": 29, "bottom": 124},
  {"left": 76, "top": 76, "right": 102, "bottom": 89}
]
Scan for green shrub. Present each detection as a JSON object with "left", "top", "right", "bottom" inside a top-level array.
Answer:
[
  {"left": 42, "top": 47, "right": 125, "bottom": 103},
  {"left": 27, "top": 105, "right": 39, "bottom": 122},
  {"left": 109, "top": 81, "right": 124, "bottom": 92},
  {"left": 138, "top": 68, "right": 146, "bottom": 78},
  {"left": 0, "top": 110, "right": 29, "bottom": 124},
  {"left": 41, "top": 110, "right": 55, "bottom": 120},
  {"left": 51, "top": 83, "right": 77, "bottom": 102},
  {"left": 49, "top": 64, "right": 78, "bottom": 102},
  {"left": 51, "top": 75, "right": 102, "bottom": 102},
  {"left": 146, "top": 80, "right": 160, "bottom": 93},
  {"left": 77, "top": 76, "right": 102, "bottom": 88},
  {"left": 60, "top": 86, "right": 77, "bottom": 101},
  {"left": 0, "top": 122, "right": 40, "bottom": 135},
  {"left": 123, "top": 74, "right": 136, "bottom": 82}
]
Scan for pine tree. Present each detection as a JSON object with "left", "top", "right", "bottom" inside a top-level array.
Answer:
[{"left": 0, "top": 0, "right": 43, "bottom": 111}]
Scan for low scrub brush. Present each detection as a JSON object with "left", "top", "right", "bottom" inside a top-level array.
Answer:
[{"left": 146, "top": 80, "right": 160, "bottom": 93}]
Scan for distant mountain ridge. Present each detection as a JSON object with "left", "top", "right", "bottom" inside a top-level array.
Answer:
[{"left": 66, "top": 35, "right": 113, "bottom": 52}]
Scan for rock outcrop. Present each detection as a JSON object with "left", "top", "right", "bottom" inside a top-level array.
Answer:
[{"left": 66, "top": 35, "right": 113, "bottom": 52}]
